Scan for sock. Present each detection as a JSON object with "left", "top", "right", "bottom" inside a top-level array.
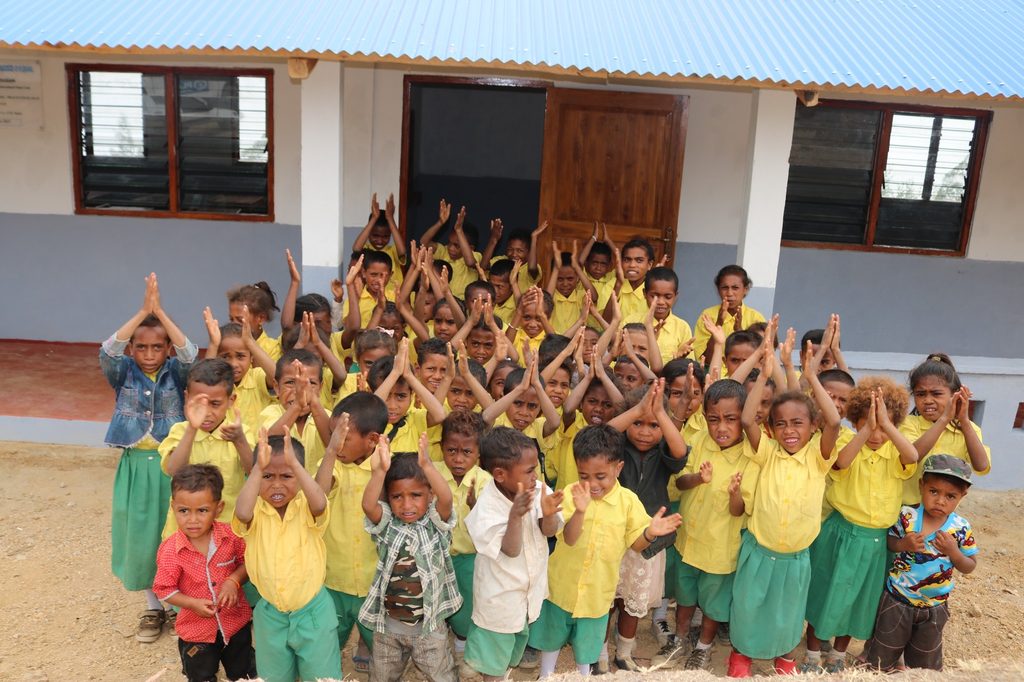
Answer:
[
  {"left": 577, "top": 663, "right": 592, "bottom": 676},
  {"left": 696, "top": 639, "right": 712, "bottom": 651},
  {"left": 599, "top": 642, "right": 609, "bottom": 663},
  {"left": 539, "top": 651, "right": 559, "bottom": 678},
  {"left": 144, "top": 589, "right": 162, "bottom": 610},
  {"left": 691, "top": 608, "right": 703, "bottom": 627},
  {"left": 827, "top": 649, "right": 845, "bottom": 663},
  {"left": 616, "top": 635, "right": 635, "bottom": 660},
  {"left": 454, "top": 636, "right": 466, "bottom": 654},
  {"left": 652, "top": 598, "right": 668, "bottom": 623},
  {"left": 804, "top": 649, "right": 822, "bottom": 664}
]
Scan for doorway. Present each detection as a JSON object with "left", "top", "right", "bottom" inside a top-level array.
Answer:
[{"left": 400, "top": 77, "right": 548, "bottom": 250}]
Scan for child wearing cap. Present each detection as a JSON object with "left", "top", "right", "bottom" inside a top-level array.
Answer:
[{"left": 862, "top": 454, "right": 978, "bottom": 672}]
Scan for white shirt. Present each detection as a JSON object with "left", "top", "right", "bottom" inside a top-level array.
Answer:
[{"left": 465, "top": 479, "right": 563, "bottom": 633}]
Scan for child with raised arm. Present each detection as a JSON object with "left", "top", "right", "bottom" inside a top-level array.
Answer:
[
  {"left": 578, "top": 222, "right": 617, "bottom": 318},
  {"left": 530, "top": 425, "right": 682, "bottom": 677},
  {"left": 606, "top": 378, "right": 689, "bottom": 671},
  {"left": 546, "top": 240, "right": 598, "bottom": 335},
  {"left": 802, "top": 377, "right": 919, "bottom": 673},
  {"left": 483, "top": 218, "right": 547, "bottom": 292},
  {"left": 341, "top": 249, "right": 396, "bottom": 351},
  {"left": 900, "top": 353, "right": 991, "bottom": 505},
  {"left": 154, "top": 465, "right": 256, "bottom": 682},
  {"left": 369, "top": 338, "right": 447, "bottom": 453},
  {"left": 160, "top": 359, "right": 254, "bottom": 531},
  {"left": 100, "top": 273, "right": 198, "bottom": 642},
  {"left": 862, "top": 455, "right": 978, "bottom": 671},
  {"left": 506, "top": 286, "right": 556, "bottom": 356},
  {"left": 352, "top": 192, "right": 407, "bottom": 299},
  {"left": 227, "top": 281, "right": 282, "bottom": 360},
  {"left": 691, "top": 265, "right": 766, "bottom": 364},
  {"left": 464, "top": 427, "right": 565, "bottom": 681},
  {"left": 644, "top": 267, "right": 694, "bottom": 365},
  {"left": 422, "top": 205, "right": 481, "bottom": 298},
  {"left": 727, "top": 339, "right": 841, "bottom": 677},
  {"left": 259, "top": 350, "right": 331, "bottom": 476},
  {"left": 315, "top": 393, "right": 389, "bottom": 674},
  {"left": 203, "top": 308, "right": 275, "bottom": 432},
  {"left": 358, "top": 435, "right": 461, "bottom": 681},
  {"left": 613, "top": 237, "right": 656, "bottom": 323},
  {"left": 232, "top": 432, "right": 341, "bottom": 682}
]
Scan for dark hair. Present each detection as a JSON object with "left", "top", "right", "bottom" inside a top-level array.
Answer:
[
  {"left": 573, "top": 424, "right": 625, "bottom": 463},
  {"left": 219, "top": 322, "right": 243, "bottom": 340},
  {"left": 384, "top": 452, "right": 430, "bottom": 490},
  {"left": 558, "top": 252, "right": 575, "bottom": 268},
  {"left": 489, "top": 258, "right": 515, "bottom": 279},
  {"left": 488, "top": 358, "right": 520, "bottom": 390},
  {"left": 506, "top": 229, "right": 531, "bottom": 247},
  {"left": 818, "top": 369, "right": 855, "bottom": 389},
  {"left": 714, "top": 265, "right": 752, "bottom": 289},
  {"left": 132, "top": 314, "right": 168, "bottom": 342},
  {"left": 442, "top": 410, "right": 486, "bottom": 443},
  {"left": 480, "top": 426, "right": 536, "bottom": 472},
  {"left": 502, "top": 366, "right": 545, "bottom": 396},
  {"left": 724, "top": 330, "right": 763, "bottom": 355},
  {"left": 465, "top": 280, "right": 497, "bottom": 304},
  {"left": 187, "top": 358, "right": 235, "bottom": 394},
  {"left": 909, "top": 354, "right": 961, "bottom": 393},
  {"left": 769, "top": 390, "right": 818, "bottom": 426},
  {"left": 332, "top": 392, "right": 388, "bottom": 435},
  {"left": 623, "top": 384, "right": 665, "bottom": 411},
  {"left": 355, "top": 329, "right": 397, "bottom": 358},
  {"left": 461, "top": 225, "right": 480, "bottom": 248},
  {"left": 268, "top": 435, "right": 305, "bottom": 466},
  {"left": 379, "top": 301, "right": 401, "bottom": 324},
  {"left": 432, "top": 296, "right": 464, "bottom": 319},
  {"left": 538, "top": 334, "right": 571, "bottom": 370},
  {"left": 280, "top": 324, "right": 330, "bottom": 352},
  {"left": 227, "top": 282, "right": 279, "bottom": 320},
  {"left": 538, "top": 290, "right": 555, "bottom": 316},
  {"left": 661, "top": 358, "right": 706, "bottom": 388},
  {"left": 367, "top": 356, "right": 402, "bottom": 392},
  {"left": 800, "top": 328, "right": 825, "bottom": 349},
  {"left": 461, "top": 357, "right": 488, "bottom": 387},
  {"left": 171, "top": 464, "right": 224, "bottom": 500},
  {"left": 743, "top": 368, "right": 777, "bottom": 391},
  {"left": 360, "top": 248, "right": 393, "bottom": 273},
  {"left": 433, "top": 259, "right": 454, "bottom": 282},
  {"left": 615, "top": 354, "right": 650, "bottom": 369},
  {"left": 703, "top": 379, "right": 746, "bottom": 411},
  {"left": 644, "top": 266, "right": 678, "bottom": 292},
  {"left": 369, "top": 211, "right": 389, "bottom": 228},
  {"left": 418, "top": 337, "right": 449, "bottom": 363},
  {"left": 293, "top": 293, "right": 331, "bottom": 323},
  {"left": 745, "top": 322, "right": 776, "bottom": 349},
  {"left": 921, "top": 471, "right": 971, "bottom": 493},
  {"left": 274, "top": 348, "right": 323, "bottom": 382},
  {"left": 623, "top": 322, "right": 647, "bottom": 334},
  {"left": 589, "top": 242, "right": 612, "bottom": 260},
  {"left": 622, "top": 237, "right": 655, "bottom": 261}
]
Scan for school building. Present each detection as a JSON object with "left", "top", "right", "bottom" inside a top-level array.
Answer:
[{"left": 1, "top": 1, "right": 1022, "bottom": 484}]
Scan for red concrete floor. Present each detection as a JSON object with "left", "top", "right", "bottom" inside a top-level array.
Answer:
[{"left": 0, "top": 340, "right": 114, "bottom": 422}]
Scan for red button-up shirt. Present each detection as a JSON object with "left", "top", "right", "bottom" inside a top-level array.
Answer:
[{"left": 153, "top": 521, "right": 252, "bottom": 643}]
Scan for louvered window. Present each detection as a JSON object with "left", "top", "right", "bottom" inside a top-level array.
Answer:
[
  {"left": 782, "top": 101, "right": 990, "bottom": 255},
  {"left": 69, "top": 65, "right": 272, "bottom": 220}
]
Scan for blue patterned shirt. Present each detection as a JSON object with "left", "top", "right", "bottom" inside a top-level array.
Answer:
[{"left": 886, "top": 505, "right": 977, "bottom": 608}]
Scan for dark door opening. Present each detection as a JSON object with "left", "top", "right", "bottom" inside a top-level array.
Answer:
[{"left": 401, "top": 78, "right": 548, "bottom": 252}]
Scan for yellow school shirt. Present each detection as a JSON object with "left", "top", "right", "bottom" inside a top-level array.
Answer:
[
  {"left": 827, "top": 441, "right": 916, "bottom": 529},
  {"left": 619, "top": 281, "right": 648, "bottom": 324},
  {"left": 550, "top": 412, "right": 586, "bottom": 489},
  {"left": 367, "top": 242, "right": 404, "bottom": 299},
  {"left": 439, "top": 462, "right": 492, "bottom": 556},
  {"left": 654, "top": 314, "right": 694, "bottom": 364},
  {"left": 745, "top": 433, "right": 838, "bottom": 554},
  {"left": 322, "top": 457, "right": 378, "bottom": 596},
  {"left": 898, "top": 414, "right": 990, "bottom": 504},
  {"left": 512, "top": 328, "right": 545, "bottom": 356},
  {"left": 256, "top": 330, "right": 282, "bottom": 361},
  {"left": 343, "top": 286, "right": 395, "bottom": 331},
  {"left": 668, "top": 409, "right": 707, "bottom": 503},
  {"left": 158, "top": 420, "right": 255, "bottom": 540},
  {"left": 435, "top": 245, "right": 482, "bottom": 299},
  {"left": 494, "top": 413, "right": 555, "bottom": 478},
  {"left": 329, "top": 331, "right": 351, "bottom": 367},
  {"left": 587, "top": 272, "right": 616, "bottom": 320},
  {"left": 550, "top": 286, "right": 586, "bottom": 335},
  {"left": 674, "top": 432, "right": 760, "bottom": 574},
  {"left": 490, "top": 256, "right": 540, "bottom": 293},
  {"left": 548, "top": 481, "right": 650, "bottom": 618},
  {"left": 494, "top": 296, "right": 517, "bottom": 326},
  {"left": 260, "top": 404, "right": 326, "bottom": 477},
  {"left": 234, "top": 367, "right": 274, "bottom": 433},
  {"left": 691, "top": 304, "right": 766, "bottom": 363},
  {"left": 386, "top": 406, "right": 429, "bottom": 454},
  {"left": 232, "top": 492, "right": 328, "bottom": 612}
]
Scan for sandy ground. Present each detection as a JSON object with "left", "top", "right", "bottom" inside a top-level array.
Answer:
[{"left": 0, "top": 441, "right": 1021, "bottom": 681}]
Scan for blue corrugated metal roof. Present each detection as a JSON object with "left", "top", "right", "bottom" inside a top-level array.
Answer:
[{"left": 1, "top": 0, "right": 1023, "bottom": 100}]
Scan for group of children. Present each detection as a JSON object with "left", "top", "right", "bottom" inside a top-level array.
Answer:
[{"left": 101, "top": 199, "right": 988, "bottom": 681}]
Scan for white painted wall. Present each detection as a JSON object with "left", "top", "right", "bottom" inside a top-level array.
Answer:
[
  {"left": 965, "top": 105, "right": 1024, "bottom": 262},
  {"left": 0, "top": 50, "right": 302, "bottom": 225}
]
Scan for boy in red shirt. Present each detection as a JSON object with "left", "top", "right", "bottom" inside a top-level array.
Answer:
[{"left": 154, "top": 464, "right": 256, "bottom": 682}]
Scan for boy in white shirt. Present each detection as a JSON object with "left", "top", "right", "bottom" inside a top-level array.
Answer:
[{"left": 464, "top": 427, "right": 564, "bottom": 680}]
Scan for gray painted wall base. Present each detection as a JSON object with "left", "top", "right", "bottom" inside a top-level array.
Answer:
[{"left": 0, "top": 416, "right": 108, "bottom": 447}]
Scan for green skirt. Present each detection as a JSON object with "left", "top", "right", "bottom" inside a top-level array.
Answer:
[
  {"left": 111, "top": 448, "right": 171, "bottom": 591},
  {"left": 806, "top": 512, "right": 888, "bottom": 640},
  {"left": 663, "top": 542, "right": 681, "bottom": 600},
  {"left": 448, "top": 553, "right": 476, "bottom": 638},
  {"left": 730, "top": 532, "right": 810, "bottom": 659}
]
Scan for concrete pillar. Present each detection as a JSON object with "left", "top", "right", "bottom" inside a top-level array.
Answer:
[
  {"left": 736, "top": 89, "right": 797, "bottom": 315},
  {"left": 299, "top": 61, "right": 344, "bottom": 296}
]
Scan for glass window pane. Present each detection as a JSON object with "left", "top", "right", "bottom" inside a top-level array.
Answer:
[{"left": 176, "top": 74, "right": 269, "bottom": 214}]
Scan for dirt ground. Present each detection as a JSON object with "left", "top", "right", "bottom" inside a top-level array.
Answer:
[{"left": 1, "top": 441, "right": 1021, "bottom": 681}]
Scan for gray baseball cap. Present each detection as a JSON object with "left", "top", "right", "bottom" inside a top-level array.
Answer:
[{"left": 922, "top": 454, "right": 973, "bottom": 485}]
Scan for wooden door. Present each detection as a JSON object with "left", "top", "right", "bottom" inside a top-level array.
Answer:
[{"left": 537, "top": 89, "right": 688, "bottom": 268}]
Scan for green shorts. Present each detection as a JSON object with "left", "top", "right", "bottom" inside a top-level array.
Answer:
[
  {"left": 465, "top": 624, "right": 530, "bottom": 677},
  {"left": 253, "top": 587, "right": 341, "bottom": 682},
  {"left": 528, "top": 600, "right": 609, "bottom": 665},
  {"left": 663, "top": 543, "right": 681, "bottom": 600},
  {"left": 673, "top": 560, "right": 735, "bottom": 623},
  {"left": 326, "top": 588, "right": 374, "bottom": 652},
  {"left": 447, "top": 553, "right": 476, "bottom": 639}
]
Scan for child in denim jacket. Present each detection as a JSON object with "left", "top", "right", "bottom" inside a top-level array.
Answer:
[{"left": 100, "top": 273, "right": 197, "bottom": 643}]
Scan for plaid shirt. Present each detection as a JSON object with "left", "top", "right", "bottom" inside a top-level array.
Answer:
[{"left": 358, "top": 501, "right": 462, "bottom": 634}]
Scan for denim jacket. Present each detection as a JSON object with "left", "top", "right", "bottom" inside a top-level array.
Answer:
[{"left": 99, "top": 334, "right": 198, "bottom": 448}]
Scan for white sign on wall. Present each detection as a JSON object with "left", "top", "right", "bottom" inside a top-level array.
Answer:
[{"left": 0, "top": 60, "right": 43, "bottom": 129}]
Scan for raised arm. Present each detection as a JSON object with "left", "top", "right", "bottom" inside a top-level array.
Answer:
[
  {"left": 481, "top": 372, "right": 526, "bottom": 427},
  {"left": 373, "top": 338, "right": 409, "bottom": 402},
  {"left": 234, "top": 429, "right": 270, "bottom": 526},
  {"left": 829, "top": 315, "right": 849, "bottom": 373},
  {"left": 577, "top": 222, "right": 599, "bottom": 272},
  {"left": 384, "top": 193, "right": 407, "bottom": 264},
  {"left": 741, "top": 344, "right": 773, "bottom": 450},
  {"left": 456, "top": 340, "right": 494, "bottom": 409},
  {"left": 452, "top": 206, "right": 478, "bottom": 269},
  {"left": 650, "top": 378, "right": 687, "bottom": 458},
  {"left": 340, "top": 255, "right": 365, "bottom": 350},
  {"left": 203, "top": 307, "right": 222, "bottom": 359},
  {"left": 571, "top": 240, "right": 599, "bottom": 303},
  {"left": 527, "top": 220, "right": 548, "bottom": 280},
  {"left": 316, "top": 413, "right": 347, "bottom": 494},
  {"left": 642, "top": 306, "right": 664, "bottom": 374},
  {"left": 419, "top": 199, "right": 451, "bottom": 250},
  {"left": 148, "top": 275, "right": 189, "bottom": 350},
  {"left": 281, "top": 248, "right": 301, "bottom": 332},
  {"left": 480, "top": 218, "right": 503, "bottom": 270},
  {"left": 531, "top": 358, "right": 561, "bottom": 438},
  {"left": 352, "top": 193, "right": 382, "bottom": 252},
  {"left": 361, "top": 437, "right": 390, "bottom": 525},
  {"left": 419, "top": 433, "right": 453, "bottom": 520},
  {"left": 804, "top": 339, "right": 842, "bottom": 459},
  {"left": 240, "top": 309, "right": 277, "bottom": 390}
]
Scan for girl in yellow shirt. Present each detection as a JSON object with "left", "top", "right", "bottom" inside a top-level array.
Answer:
[
  {"left": 226, "top": 281, "right": 282, "bottom": 360},
  {"left": 691, "top": 265, "right": 766, "bottom": 363},
  {"left": 900, "top": 354, "right": 991, "bottom": 504},
  {"left": 803, "top": 378, "right": 919, "bottom": 673}
]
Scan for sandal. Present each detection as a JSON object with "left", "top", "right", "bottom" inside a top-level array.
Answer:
[{"left": 136, "top": 609, "right": 166, "bottom": 643}]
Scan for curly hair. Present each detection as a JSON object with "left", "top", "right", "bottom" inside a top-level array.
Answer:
[{"left": 845, "top": 376, "right": 909, "bottom": 427}]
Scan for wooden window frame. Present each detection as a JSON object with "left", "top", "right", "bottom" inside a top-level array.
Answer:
[
  {"left": 66, "top": 63, "right": 275, "bottom": 222},
  {"left": 782, "top": 99, "right": 991, "bottom": 257}
]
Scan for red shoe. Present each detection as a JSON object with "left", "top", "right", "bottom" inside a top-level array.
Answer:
[
  {"left": 773, "top": 657, "right": 798, "bottom": 675},
  {"left": 727, "top": 651, "right": 753, "bottom": 677}
]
